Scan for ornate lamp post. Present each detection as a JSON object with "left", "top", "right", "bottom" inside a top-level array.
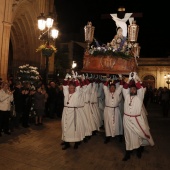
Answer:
[
  {"left": 37, "top": 13, "right": 59, "bottom": 85},
  {"left": 164, "top": 73, "right": 170, "bottom": 89}
]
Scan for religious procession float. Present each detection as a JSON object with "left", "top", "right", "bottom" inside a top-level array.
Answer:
[{"left": 81, "top": 13, "right": 141, "bottom": 75}]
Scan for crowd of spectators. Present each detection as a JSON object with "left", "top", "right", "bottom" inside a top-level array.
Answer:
[
  {"left": 144, "top": 85, "right": 170, "bottom": 117},
  {"left": 0, "top": 77, "right": 64, "bottom": 137}
]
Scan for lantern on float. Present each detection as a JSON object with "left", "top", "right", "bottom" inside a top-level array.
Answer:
[{"left": 84, "top": 22, "right": 95, "bottom": 51}]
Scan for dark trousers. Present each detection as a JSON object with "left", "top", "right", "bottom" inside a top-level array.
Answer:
[
  {"left": 48, "top": 102, "right": 56, "bottom": 118},
  {"left": 22, "top": 111, "right": 30, "bottom": 126},
  {"left": 0, "top": 110, "right": 10, "bottom": 132},
  {"left": 161, "top": 100, "right": 169, "bottom": 117},
  {"left": 13, "top": 111, "right": 22, "bottom": 127}
]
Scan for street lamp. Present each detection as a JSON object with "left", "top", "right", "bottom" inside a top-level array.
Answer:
[
  {"left": 37, "top": 13, "right": 59, "bottom": 85},
  {"left": 164, "top": 73, "right": 170, "bottom": 89}
]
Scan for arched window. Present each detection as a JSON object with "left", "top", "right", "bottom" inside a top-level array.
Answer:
[
  {"left": 143, "top": 75, "right": 155, "bottom": 88},
  {"left": 143, "top": 75, "right": 155, "bottom": 81}
]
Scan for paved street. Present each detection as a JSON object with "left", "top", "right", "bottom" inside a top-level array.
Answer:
[{"left": 0, "top": 102, "right": 170, "bottom": 170}]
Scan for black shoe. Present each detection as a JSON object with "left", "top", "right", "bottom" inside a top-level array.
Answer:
[
  {"left": 140, "top": 146, "right": 144, "bottom": 153},
  {"left": 60, "top": 141, "right": 65, "bottom": 145},
  {"left": 83, "top": 138, "right": 88, "bottom": 143},
  {"left": 22, "top": 125, "right": 30, "bottom": 128},
  {"left": 104, "top": 137, "right": 110, "bottom": 144},
  {"left": 92, "top": 131, "right": 97, "bottom": 136},
  {"left": 136, "top": 147, "right": 142, "bottom": 159},
  {"left": 118, "top": 135, "right": 123, "bottom": 142},
  {"left": 4, "top": 131, "right": 11, "bottom": 135},
  {"left": 122, "top": 151, "right": 131, "bottom": 161},
  {"left": 87, "top": 136, "right": 91, "bottom": 140},
  {"left": 62, "top": 143, "right": 70, "bottom": 150},
  {"left": 74, "top": 143, "right": 79, "bottom": 149}
]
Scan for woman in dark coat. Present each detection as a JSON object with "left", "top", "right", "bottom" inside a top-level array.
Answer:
[{"left": 34, "top": 85, "right": 46, "bottom": 125}]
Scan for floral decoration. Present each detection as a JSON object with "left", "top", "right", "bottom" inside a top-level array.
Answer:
[
  {"left": 16, "top": 64, "right": 40, "bottom": 85},
  {"left": 88, "top": 44, "right": 133, "bottom": 59},
  {"left": 36, "top": 42, "right": 57, "bottom": 57}
]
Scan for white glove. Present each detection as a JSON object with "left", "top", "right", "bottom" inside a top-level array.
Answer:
[
  {"left": 118, "top": 74, "right": 122, "bottom": 78},
  {"left": 75, "top": 72, "right": 78, "bottom": 77},
  {"left": 86, "top": 73, "right": 88, "bottom": 79},
  {"left": 96, "top": 75, "right": 98, "bottom": 79},
  {"left": 72, "top": 70, "right": 76, "bottom": 79},
  {"left": 65, "top": 73, "right": 70, "bottom": 79},
  {"left": 81, "top": 74, "right": 85, "bottom": 80},
  {"left": 129, "top": 72, "right": 136, "bottom": 80},
  {"left": 128, "top": 73, "right": 131, "bottom": 80},
  {"left": 135, "top": 74, "right": 141, "bottom": 81},
  {"left": 106, "top": 77, "right": 111, "bottom": 82}
]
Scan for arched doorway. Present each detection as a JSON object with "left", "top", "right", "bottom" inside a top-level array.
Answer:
[{"left": 143, "top": 75, "right": 155, "bottom": 89}]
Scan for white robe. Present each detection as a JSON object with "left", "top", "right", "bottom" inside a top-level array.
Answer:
[
  {"left": 97, "top": 82, "right": 105, "bottom": 121},
  {"left": 123, "top": 86, "right": 154, "bottom": 150},
  {"left": 89, "top": 82, "right": 103, "bottom": 130},
  {"left": 78, "top": 86, "right": 91, "bottom": 137},
  {"left": 141, "top": 87, "right": 150, "bottom": 129},
  {"left": 61, "top": 84, "right": 85, "bottom": 142},
  {"left": 103, "top": 83, "right": 123, "bottom": 137},
  {"left": 83, "top": 83, "right": 96, "bottom": 133}
]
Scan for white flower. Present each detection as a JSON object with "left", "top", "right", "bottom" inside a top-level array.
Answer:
[{"left": 17, "top": 64, "right": 40, "bottom": 85}]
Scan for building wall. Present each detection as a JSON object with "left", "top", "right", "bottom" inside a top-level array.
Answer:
[
  {"left": 138, "top": 58, "right": 170, "bottom": 89},
  {"left": 0, "top": 0, "right": 55, "bottom": 81}
]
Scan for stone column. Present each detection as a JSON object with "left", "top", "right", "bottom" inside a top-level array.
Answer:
[
  {"left": 0, "top": 0, "right": 12, "bottom": 80},
  {"left": 0, "top": 21, "right": 12, "bottom": 81}
]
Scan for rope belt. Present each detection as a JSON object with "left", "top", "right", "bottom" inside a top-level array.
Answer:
[
  {"left": 124, "top": 113, "right": 141, "bottom": 117},
  {"left": 64, "top": 106, "right": 84, "bottom": 108},
  {"left": 105, "top": 106, "right": 118, "bottom": 123},
  {"left": 91, "top": 102, "right": 97, "bottom": 104},
  {"left": 64, "top": 106, "right": 84, "bottom": 131},
  {"left": 124, "top": 113, "right": 150, "bottom": 139},
  {"left": 64, "top": 106, "right": 77, "bottom": 108},
  {"left": 105, "top": 106, "right": 118, "bottom": 108}
]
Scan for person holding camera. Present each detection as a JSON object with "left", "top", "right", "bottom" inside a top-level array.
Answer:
[{"left": 122, "top": 72, "right": 154, "bottom": 161}]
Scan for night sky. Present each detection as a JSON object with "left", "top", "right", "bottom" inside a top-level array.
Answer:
[{"left": 55, "top": 0, "right": 170, "bottom": 58}]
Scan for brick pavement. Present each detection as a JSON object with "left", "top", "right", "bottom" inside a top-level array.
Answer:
[{"left": 0, "top": 102, "right": 170, "bottom": 170}]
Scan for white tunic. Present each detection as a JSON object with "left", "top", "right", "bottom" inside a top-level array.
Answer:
[
  {"left": 103, "top": 83, "right": 123, "bottom": 137},
  {"left": 123, "top": 84, "right": 154, "bottom": 150},
  {"left": 89, "top": 82, "right": 103, "bottom": 130},
  {"left": 97, "top": 82, "right": 105, "bottom": 121},
  {"left": 83, "top": 83, "right": 96, "bottom": 132},
  {"left": 61, "top": 84, "right": 84, "bottom": 142},
  {"left": 77, "top": 86, "right": 91, "bottom": 137}
]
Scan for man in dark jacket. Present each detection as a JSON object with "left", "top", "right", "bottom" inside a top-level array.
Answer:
[{"left": 13, "top": 81, "right": 25, "bottom": 128}]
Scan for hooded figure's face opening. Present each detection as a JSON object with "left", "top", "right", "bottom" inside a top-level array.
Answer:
[
  {"left": 130, "top": 86, "right": 137, "bottom": 96},
  {"left": 109, "top": 84, "right": 116, "bottom": 93},
  {"left": 69, "top": 84, "right": 76, "bottom": 94}
]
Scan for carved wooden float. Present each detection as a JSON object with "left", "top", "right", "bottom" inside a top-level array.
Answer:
[{"left": 81, "top": 53, "right": 137, "bottom": 75}]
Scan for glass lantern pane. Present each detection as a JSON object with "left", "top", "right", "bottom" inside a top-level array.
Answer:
[
  {"left": 51, "top": 29, "right": 59, "bottom": 39},
  {"left": 38, "top": 20, "right": 46, "bottom": 30},
  {"left": 46, "top": 17, "right": 54, "bottom": 28}
]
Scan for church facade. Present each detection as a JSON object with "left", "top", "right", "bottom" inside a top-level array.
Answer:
[{"left": 0, "top": 0, "right": 55, "bottom": 81}]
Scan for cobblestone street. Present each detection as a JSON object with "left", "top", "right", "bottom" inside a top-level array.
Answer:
[{"left": 0, "top": 102, "right": 170, "bottom": 170}]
